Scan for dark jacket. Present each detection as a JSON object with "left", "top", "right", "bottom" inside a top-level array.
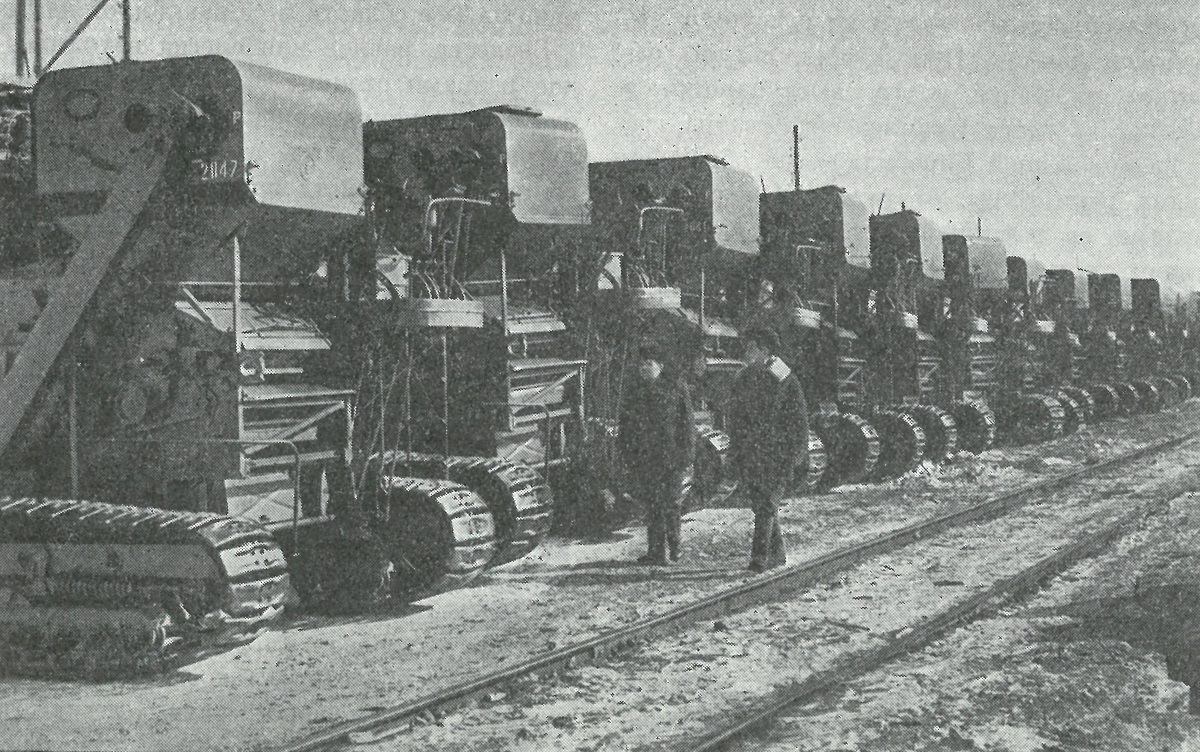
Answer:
[
  {"left": 726, "top": 357, "right": 809, "bottom": 489},
  {"left": 619, "top": 372, "right": 696, "bottom": 474}
]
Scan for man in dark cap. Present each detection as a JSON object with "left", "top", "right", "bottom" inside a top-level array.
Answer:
[
  {"left": 619, "top": 342, "right": 696, "bottom": 564},
  {"left": 726, "top": 326, "right": 808, "bottom": 572}
]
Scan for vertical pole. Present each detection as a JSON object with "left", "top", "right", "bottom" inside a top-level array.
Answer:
[
  {"left": 16, "top": 0, "right": 27, "bottom": 78},
  {"left": 792, "top": 125, "right": 800, "bottom": 191},
  {"left": 33, "top": 0, "right": 41, "bottom": 74},
  {"left": 122, "top": 0, "right": 131, "bottom": 61},
  {"left": 68, "top": 341, "right": 79, "bottom": 496},
  {"left": 441, "top": 330, "right": 450, "bottom": 478},
  {"left": 977, "top": 217, "right": 982, "bottom": 237},
  {"left": 232, "top": 234, "right": 242, "bottom": 356},
  {"left": 232, "top": 234, "right": 244, "bottom": 476},
  {"left": 404, "top": 335, "right": 413, "bottom": 464}
]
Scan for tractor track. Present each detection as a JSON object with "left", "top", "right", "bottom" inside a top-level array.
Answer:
[{"left": 277, "top": 429, "right": 1200, "bottom": 752}]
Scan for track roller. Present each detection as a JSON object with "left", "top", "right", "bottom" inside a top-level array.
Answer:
[
  {"left": 872, "top": 409, "right": 927, "bottom": 480},
  {"left": 951, "top": 399, "right": 996, "bottom": 454},
  {"left": 902, "top": 404, "right": 959, "bottom": 462},
  {"left": 1130, "top": 380, "right": 1164, "bottom": 413},
  {"left": 1059, "top": 386, "right": 1095, "bottom": 425},
  {"left": 379, "top": 477, "right": 497, "bottom": 595},
  {"left": 1088, "top": 383, "right": 1123, "bottom": 421},
  {"left": 814, "top": 412, "right": 881, "bottom": 487},
  {"left": 1052, "top": 390, "right": 1085, "bottom": 435}
]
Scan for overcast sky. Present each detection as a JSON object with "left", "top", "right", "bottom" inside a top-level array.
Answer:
[{"left": 9, "top": 0, "right": 1199, "bottom": 291}]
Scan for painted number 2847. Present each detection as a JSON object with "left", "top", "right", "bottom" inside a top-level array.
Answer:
[{"left": 192, "top": 159, "right": 241, "bottom": 182}]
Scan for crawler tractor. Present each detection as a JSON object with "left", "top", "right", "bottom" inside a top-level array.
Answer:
[
  {"left": 1007, "top": 255, "right": 1092, "bottom": 434},
  {"left": 1082, "top": 273, "right": 1142, "bottom": 417},
  {"left": 357, "top": 106, "right": 589, "bottom": 584},
  {"left": 585, "top": 155, "right": 781, "bottom": 500},
  {"left": 945, "top": 234, "right": 1066, "bottom": 444},
  {"left": 758, "top": 186, "right": 881, "bottom": 487},
  {"left": 869, "top": 212, "right": 995, "bottom": 455},
  {"left": 1129, "top": 278, "right": 1189, "bottom": 408},
  {"left": 0, "top": 56, "right": 368, "bottom": 677}
]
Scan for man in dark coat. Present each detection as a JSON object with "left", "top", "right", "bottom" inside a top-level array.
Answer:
[
  {"left": 619, "top": 344, "right": 696, "bottom": 564},
  {"left": 726, "top": 326, "right": 808, "bottom": 572}
]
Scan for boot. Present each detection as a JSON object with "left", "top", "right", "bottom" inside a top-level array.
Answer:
[
  {"left": 667, "top": 504, "right": 682, "bottom": 561},
  {"left": 749, "top": 511, "right": 771, "bottom": 571},
  {"left": 642, "top": 500, "right": 667, "bottom": 564},
  {"left": 767, "top": 518, "right": 787, "bottom": 569}
]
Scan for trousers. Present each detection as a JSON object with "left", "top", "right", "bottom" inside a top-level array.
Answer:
[
  {"left": 632, "top": 465, "right": 692, "bottom": 560},
  {"left": 743, "top": 481, "right": 787, "bottom": 567}
]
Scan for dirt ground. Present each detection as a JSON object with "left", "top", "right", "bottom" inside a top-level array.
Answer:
[
  {"left": 356, "top": 427, "right": 1200, "bottom": 751},
  {"left": 2, "top": 403, "right": 1199, "bottom": 752}
]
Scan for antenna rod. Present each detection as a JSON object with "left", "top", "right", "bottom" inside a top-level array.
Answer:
[
  {"left": 122, "top": 0, "right": 130, "bottom": 61},
  {"left": 33, "top": 0, "right": 41, "bottom": 74},
  {"left": 42, "top": 0, "right": 114, "bottom": 75},
  {"left": 792, "top": 125, "right": 800, "bottom": 191},
  {"left": 16, "top": 0, "right": 27, "bottom": 78},
  {"left": 977, "top": 217, "right": 981, "bottom": 237},
  {"left": 877, "top": 193, "right": 885, "bottom": 216}
]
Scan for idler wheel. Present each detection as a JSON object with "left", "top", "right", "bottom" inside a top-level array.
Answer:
[
  {"left": 872, "top": 409, "right": 927, "bottom": 480},
  {"left": 814, "top": 412, "right": 881, "bottom": 488},
  {"left": 381, "top": 477, "right": 497, "bottom": 595},
  {"left": 903, "top": 404, "right": 959, "bottom": 462},
  {"left": 1088, "top": 383, "right": 1122, "bottom": 420},
  {"left": 1052, "top": 391, "right": 1085, "bottom": 435},
  {"left": 951, "top": 399, "right": 996, "bottom": 454},
  {"left": 1059, "top": 387, "right": 1095, "bottom": 425},
  {"left": 1112, "top": 382, "right": 1141, "bottom": 416},
  {"left": 1005, "top": 394, "right": 1065, "bottom": 445},
  {"left": 1130, "top": 380, "right": 1163, "bottom": 413}
]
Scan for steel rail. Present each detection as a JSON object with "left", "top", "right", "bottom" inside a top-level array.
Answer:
[
  {"left": 277, "top": 430, "right": 1198, "bottom": 752},
  {"left": 684, "top": 484, "right": 1191, "bottom": 752}
]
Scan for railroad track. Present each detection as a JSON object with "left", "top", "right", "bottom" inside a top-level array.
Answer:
[
  {"left": 681, "top": 487, "right": 1187, "bottom": 752},
  {"left": 278, "top": 430, "right": 1200, "bottom": 752}
]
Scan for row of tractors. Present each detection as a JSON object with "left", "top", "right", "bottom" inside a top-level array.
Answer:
[{"left": 0, "top": 55, "right": 1195, "bottom": 677}]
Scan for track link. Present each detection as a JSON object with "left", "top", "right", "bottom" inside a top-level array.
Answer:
[{"left": 0, "top": 497, "right": 290, "bottom": 679}]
